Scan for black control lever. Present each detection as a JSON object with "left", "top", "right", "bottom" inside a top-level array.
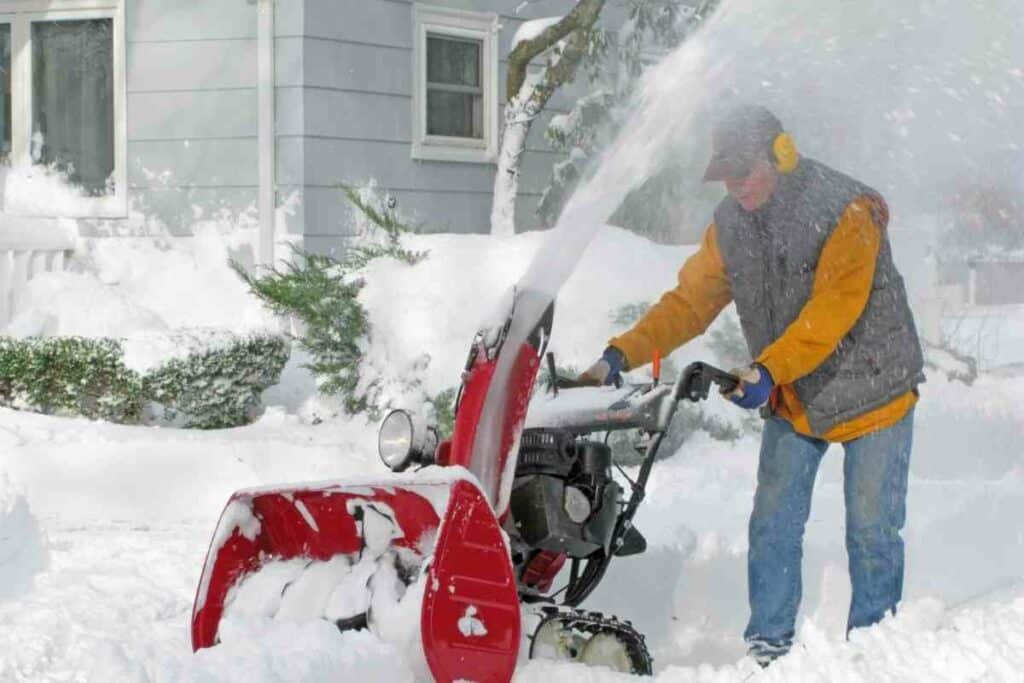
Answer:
[
  {"left": 677, "top": 361, "right": 740, "bottom": 402},
  {"left": 547, "top": 351, "right": 594, "bottom": 392},
  {"left": 546, "top": 351, "right": 560, "bottom": 396}
]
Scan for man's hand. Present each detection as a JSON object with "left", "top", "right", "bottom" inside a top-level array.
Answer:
[
  {"left": 723, "top": 363, "right": 774, "bottom": 409},
  {"left": 578, "top": 347, "right": 627, "bottom": 387}
]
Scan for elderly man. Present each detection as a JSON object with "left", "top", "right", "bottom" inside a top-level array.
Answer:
[{"left": 581, "top": 104, "right": 924, "bottom": 664}]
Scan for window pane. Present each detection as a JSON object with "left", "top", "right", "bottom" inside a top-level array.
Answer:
[
  {"left": 427, "top": 90, "right": 483, "bottom": 139},
  {"left": 32, "top": 19, "right": 114, "bottom": 196},
  {"left": 427, "top": 35, "right": 480, "bottom": 88},
  {"left": 0, "top": 25, "right": 9, "bottom": 163}
]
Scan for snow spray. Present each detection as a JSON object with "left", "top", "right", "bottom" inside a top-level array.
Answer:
[{"left": 470, "top": 0, "right": 1024, "bottom": 505}]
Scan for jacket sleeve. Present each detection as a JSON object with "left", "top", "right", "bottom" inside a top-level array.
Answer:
[
  {"left": 756, "top": 196, "right": 882, "bottom": 386},
  {"left": 608, "top": 224, "right": 733, "bottom": 369}
]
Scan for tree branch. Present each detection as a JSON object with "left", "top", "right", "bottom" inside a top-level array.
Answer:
[{"left": 506, "top": 0, "right": 605, "bottom": 101}]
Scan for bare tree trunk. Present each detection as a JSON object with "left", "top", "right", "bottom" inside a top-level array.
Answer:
[{"left": 490, "top": 0, "right": 605, "bottom": 237}]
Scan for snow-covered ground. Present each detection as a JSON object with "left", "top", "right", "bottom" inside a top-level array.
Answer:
[{"left": 2, "top": 225, "right": 1024, "bottom": 681}]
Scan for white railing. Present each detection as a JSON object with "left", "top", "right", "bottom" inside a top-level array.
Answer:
[{"left": 0, "top": 220, "right": 76, "bottom": 329}]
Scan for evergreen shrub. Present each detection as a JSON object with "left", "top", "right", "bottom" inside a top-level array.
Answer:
[
  {"left": 0, "top": 336, "right": 144, "bottom": 422},
  {"left": 0, "top": 332, "right": 289, "bottom": 428},
  {"left": 142, "top": 332, "right": 289, "bottom": 428},
  {"left": 233, "top": 251, "right": 371, "bottom": 413},
  {"left": 234, "top": 182, "right": 426, "bottom": 416}
]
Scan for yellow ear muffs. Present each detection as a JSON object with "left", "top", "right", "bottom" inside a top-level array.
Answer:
[{"left": 772, "top": 132, "right": 799, "bottom": 174}]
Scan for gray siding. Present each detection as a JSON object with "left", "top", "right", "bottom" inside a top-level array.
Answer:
[
  {"left": 297, "top": 0, "right": 583, "bottom": 245},
  {"left": 80, "top": 0, "right": 598, "bottom": 248},
  {"left": 116, "top": 0, "right": 268, "bottom": 236}
]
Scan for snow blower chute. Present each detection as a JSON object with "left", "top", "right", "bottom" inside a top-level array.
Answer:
[{"left": 192, "top": 289, "right": 739, "bottom": 680}]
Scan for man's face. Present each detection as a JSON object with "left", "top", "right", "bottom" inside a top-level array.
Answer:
[{"left": 723, "top": 160, "right": 779, "bottom": 212}]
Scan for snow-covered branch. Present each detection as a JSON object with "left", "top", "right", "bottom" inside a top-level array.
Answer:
[{"left": 490, "top": 0, "right": 606, "bottom": 236}]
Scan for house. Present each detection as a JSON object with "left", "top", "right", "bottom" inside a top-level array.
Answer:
[
  {"left": 918, "top": 183, "right": 1024, "bottom": 368},
  {"left": 922, "top": 255, "right": 1024, "bottom": 369},
  {"left": 0, "top": 0, "right": 592, "bottom": 326}
]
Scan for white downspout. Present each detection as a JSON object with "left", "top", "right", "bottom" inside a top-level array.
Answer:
[{"left": 257, "top": 0, "right": 276, "bottom": 265}]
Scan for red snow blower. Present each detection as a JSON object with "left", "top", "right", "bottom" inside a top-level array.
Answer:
[{"left": 191, "top": 290, "right": 738, "bottom": 680}]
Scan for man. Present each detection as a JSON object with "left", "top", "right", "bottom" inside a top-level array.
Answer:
[{"left": 581, "top": 104, "right": 924, "bottom": 665}]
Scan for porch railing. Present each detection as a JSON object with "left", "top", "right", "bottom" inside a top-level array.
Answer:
[{"left": 0, "top": 221, "right": 76, "bottom": 330}]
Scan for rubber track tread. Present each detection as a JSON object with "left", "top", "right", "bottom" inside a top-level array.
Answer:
[{"left": 528, "top": 605, "right": 653, "bottom": 676}]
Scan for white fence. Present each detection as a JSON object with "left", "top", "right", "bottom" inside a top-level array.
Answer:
[
  {"left": 921, "top": 257, "right": 1024, "bottom": 369},
  {"left": 0, "top": 221, "right": 75, "bottom": 329}
]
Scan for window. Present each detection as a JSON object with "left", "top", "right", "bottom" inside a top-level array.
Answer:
[
  {"left": 33, "top": 19, "right": 115, "bottom": 197},
  {"left": 426, "top": 36, "right": 482, "bottom": 139},
  {"left": 412, "top": 5, "right": 498, "bottom": 163},
  {"left": 0, "top": 25, "right": 11, "bottom": 163},
  {"left": 0, "top": 3, "right": 125, "bottom": 218}
]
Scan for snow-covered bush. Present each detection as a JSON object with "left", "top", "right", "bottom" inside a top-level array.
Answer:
[
  {"left": 706, "top": 314, "right": 749, "bottom": 371},
  {"left": 610, "top": 300, "right": 651, "bottom": 327},
  {"left": 235, "top": 183, "right": 426, "bottom": 417},
  {"left": 141, "top": 331, "right": 289, "bottom": 429},
  {"left": 0, "top": 336, "right": 144, "bottom": 422},
  {"left": 428, "top": 387, "right": 458, "bottom": 436},
  {"left": 341, "top": 183, "right": 428, "bottom": 267},
  {"left": 233, "top": 249, "right": 370, "bottom": 413},
  {"left": 924, "top": 341, "right": 977, "bottom": 386},
  {"left": 0, "top": 331, "right": 289, "bottom": 428}
]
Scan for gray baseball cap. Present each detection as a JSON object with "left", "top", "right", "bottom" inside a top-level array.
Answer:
[{"left": 702, "top": 105, "right": 784, "bottom": 182}]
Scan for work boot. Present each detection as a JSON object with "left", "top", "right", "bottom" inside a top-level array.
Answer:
[{"left": 746, "top": 639, "right": 789, "bottom": 668}]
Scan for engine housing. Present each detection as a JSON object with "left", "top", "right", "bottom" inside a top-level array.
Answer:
[{"left": 509, "top": 429, "right": 620, "bottom": 558}]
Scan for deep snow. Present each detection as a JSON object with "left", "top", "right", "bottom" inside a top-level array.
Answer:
[
  {"left": 0, "top": 0, "right": 1022, "bottom": 675},
  {"left": 2, "top": 225, "right": 1024, "bottom": 681}
]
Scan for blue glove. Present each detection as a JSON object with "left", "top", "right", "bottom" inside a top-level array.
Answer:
[
  {"left": 580, "top": 346, "right": 627, "bottom": 386},
  {"left": 727, "top": 363, "right": 774, "bottom": 409}
]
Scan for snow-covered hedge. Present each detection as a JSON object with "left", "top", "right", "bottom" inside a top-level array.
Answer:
[
  {"left": 141, "top": 332, "right": 289, "bottom": 429},
  {"left": 0, "top": 331, "right": 288, "bottom": 428},
  {"left": 0, "top": 336, "right": 144, "bottom": 422}
]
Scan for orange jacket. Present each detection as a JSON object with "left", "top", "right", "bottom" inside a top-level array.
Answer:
[{"left": 608, "top": 196, "right": 916, "bottom": 443}]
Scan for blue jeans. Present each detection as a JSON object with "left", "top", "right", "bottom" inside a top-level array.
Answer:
[{"left": 744, "top": 409, "right": 914, "bottom": 660}]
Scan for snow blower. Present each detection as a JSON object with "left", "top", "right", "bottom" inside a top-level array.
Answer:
[{"left": 191, "top": 290, "right": 738, "bottom": 680}]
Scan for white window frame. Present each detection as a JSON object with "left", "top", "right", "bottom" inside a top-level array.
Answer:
[
  {"left": 0, "top": 0, "right": 126, "bottom": 218},
  {"left": 412, "top": 4, "right": 499, "bottom": 164}
]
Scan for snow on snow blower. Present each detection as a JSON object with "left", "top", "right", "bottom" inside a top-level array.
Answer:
[{"left": 191, "top": 290, "right": 738, "bottom": 681}]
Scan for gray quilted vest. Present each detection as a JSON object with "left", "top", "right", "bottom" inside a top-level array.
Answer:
[{"left": 714, "top": 158, "right": 924, "bottom": 436}]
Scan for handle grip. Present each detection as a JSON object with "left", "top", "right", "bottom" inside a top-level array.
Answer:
[{"left": 677, "top": 361, "right": 740, "bottom": 402}]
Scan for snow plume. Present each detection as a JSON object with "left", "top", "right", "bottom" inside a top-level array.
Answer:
[
  {"left": 470, "top": 9, "right": 713, "bottom": 503},
  {"left": 684, "top": 0, "right": 1024, "bottom": 212},
  {"left": 2, "top": 163, "right": 120, "bottom": 217},
  {"left": 473, "top": 0, "right": 1024, "bottom": 505}
]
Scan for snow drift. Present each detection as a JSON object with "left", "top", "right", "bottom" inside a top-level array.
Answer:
[{"left": 0, "top": 475, "right": 47, "bottom": 602}]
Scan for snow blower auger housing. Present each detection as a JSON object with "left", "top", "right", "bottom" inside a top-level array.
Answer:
[{"left": 191, "top": 290, "right": 737, "bottom": 681}]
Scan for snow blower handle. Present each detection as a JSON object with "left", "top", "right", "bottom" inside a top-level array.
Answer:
[{"left": 676, "top": 362, "right": 740, "bottom": 402}]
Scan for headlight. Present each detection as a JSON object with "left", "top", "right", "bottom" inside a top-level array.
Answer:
[
  {"left": 563, "top": 486, "right": 592, "bottom": 524},
  {"left": 378, "top": 409, "right": 438, "bottom": 472}
]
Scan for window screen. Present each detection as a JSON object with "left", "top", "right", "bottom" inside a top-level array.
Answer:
[
  {"left": 0, "top": 25, "right": 9, "bottom": 163},
  {"left": 426, "top": 35, "right": 483, "bottom": 139},
  {"left": 32, "top": 18, "right": 114, "bottom": 196}
]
